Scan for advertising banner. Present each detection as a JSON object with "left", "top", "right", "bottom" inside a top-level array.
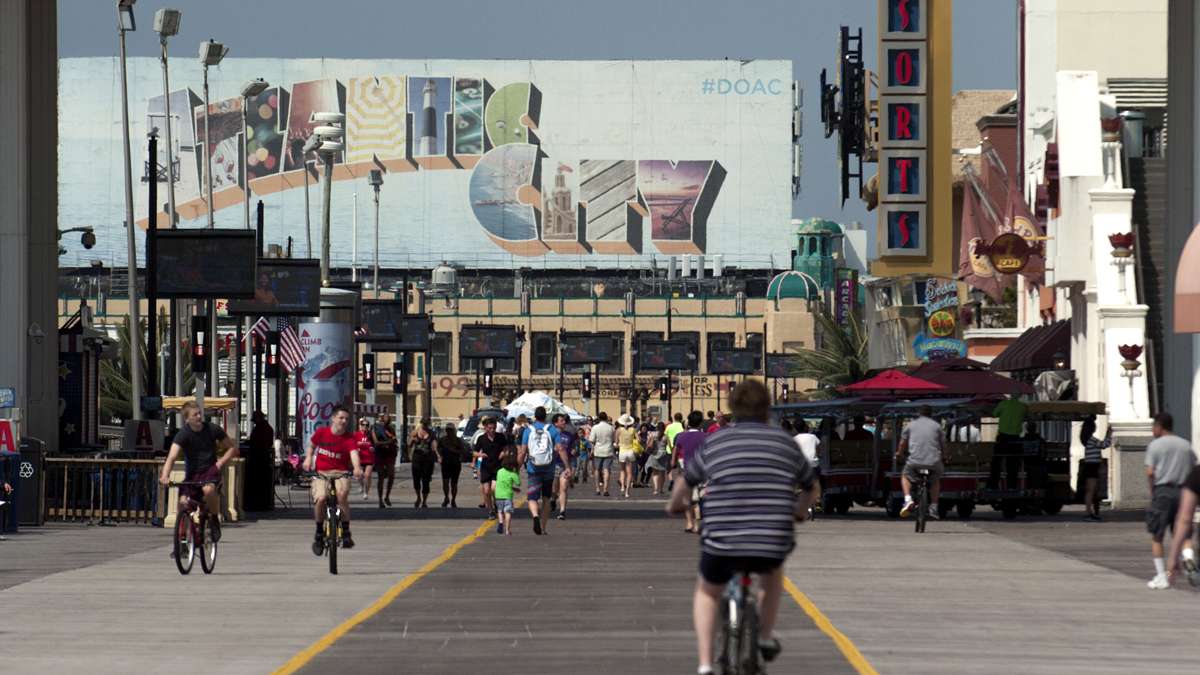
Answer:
[
  {"left": 835, "top": 268, "right": 859, "bottom": 328},
  {"left": 60, "top": 58, "right": 792, "bottom": 270},
  {"left": 913, "top": 277, "right": 965, "bottom": 360},
  {"left": 297, "top": 322, "right": 353, "bottom": 442}
]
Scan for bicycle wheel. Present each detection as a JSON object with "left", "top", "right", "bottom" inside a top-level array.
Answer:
[
  {"left": 326, "top": 507, "right": 339, "bottom": 575},
  {"left": 738, "top": 600, "right": 761, "bottom": 674},
  {"left": 174, "top": 513, "right": 195, "bottom": 575},
  {"left": 915, "top": 482, "right": 927, "bottom": 533},
  {"left": 199, "top": 514, "right": 218, "bottom": 574},
  {"left": 717, "top": 594, "right": 736, "bottom": 674}
]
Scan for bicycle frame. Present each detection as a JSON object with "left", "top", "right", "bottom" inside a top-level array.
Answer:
[{"left": 719, "top": 571, "right": 762, "bottom": 675}]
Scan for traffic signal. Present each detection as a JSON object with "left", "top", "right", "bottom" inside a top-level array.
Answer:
[
  {"left": 191, "top": 323, "right": 208, "bottom": 374},
  {"left": 781, "top": 382, "right": 789, "bottom": 401},
  {"left": 582, "top": 372, "right": 593, "bottom": 399},
  {"left": 362, "top": 353, "right": 376, "bottom": 390},
  {"left": 658, "top": 376, "right": 669, "bottom": 401},
  {"left": 483, "top": 367, "right": 493, "bottom": 396},
  {"left": 392, "top": 358, "right": 406, "bottom": 393},
  {"left": 265, "top": 331, "right": 280, "bottom": 378}
]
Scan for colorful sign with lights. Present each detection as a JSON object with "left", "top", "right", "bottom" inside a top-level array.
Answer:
[{"left": 877, "top": 0, "right": 930, "bottom": 259}]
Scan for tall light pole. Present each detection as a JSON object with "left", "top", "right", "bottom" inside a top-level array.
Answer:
[
  {"left": 117, "top": 0, "right": 143, "bottom": 421},
  {"left": 368, "top": 169, "right": 384, "bottom": 299},
  {"left": 199, "top": 39, "right": 229, "bottom": 393},
  {"left": 299, "top": 135, "right": 319, "bottom": 258},
  {"left": 240, "top": 78, "right": 268, "bottom": 431},
  {"left": 154, "top": 7, "right": 183, "bottom": 408},
  {"left": 310, "top": 112, "right": 344, "bottom": 285}
]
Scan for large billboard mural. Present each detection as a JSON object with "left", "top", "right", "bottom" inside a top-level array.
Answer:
[{"left": 58, "top": 58, "right": 791, "bottom": 269}]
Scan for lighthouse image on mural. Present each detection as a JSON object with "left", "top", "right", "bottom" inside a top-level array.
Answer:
[{"left": 297, "top": 322, "right": 353, "bottom": 441}]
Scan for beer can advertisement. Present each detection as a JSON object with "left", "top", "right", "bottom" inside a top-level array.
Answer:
[{"left": 297, "top": 322, "right": 353, "bottom": 441}]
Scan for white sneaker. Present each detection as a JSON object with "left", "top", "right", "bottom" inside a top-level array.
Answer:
[
  {"left": 927, "top": 505, "right": 940, "bottom": 520},
  {"left": 899, "top": 499, "right": 916, "bottom": 518},
  {"left": 1147, "top": 573, "right": 1170, "bottom": 590}
]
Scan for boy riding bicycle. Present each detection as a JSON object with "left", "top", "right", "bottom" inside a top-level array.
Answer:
[
  {"left": 303, "top": 405, "right": 363, "bottom": 553},
  {"left": 159, "top": 401, "right": 238, "bottom": 542},
  {"left": 667, "top": 380, "right": 816, "bottom": 675}
]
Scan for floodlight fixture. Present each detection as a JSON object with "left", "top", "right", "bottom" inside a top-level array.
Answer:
[
  {"left": 199, "top": 39, "right": 229, "bottom": 67},
  {"left": 118, "top": 0, "right": 136, "bottom": 32},
  {"left": 317, "top": 140, "right": 343, "bottom": 153},
  {"left": 302, "top": 134, "right": 321, "bottom": 154},
  {"left": 240, "top": 78, "right": 268, "bottom": 98},
  {"left": 153, "top": 8, "right": 181, "bottom": 37}
]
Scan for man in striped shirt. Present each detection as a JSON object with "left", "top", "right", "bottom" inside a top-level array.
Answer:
[{"left": 667, "top": 380, "right": 816, "bottom": 674}]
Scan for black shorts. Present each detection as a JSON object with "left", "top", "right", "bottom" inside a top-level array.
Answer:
[
  {"left": 699, "top": 552, "right": 783, "bottom": 586},
  {"left": 480, "top": 464, "right": 498, "bottom": 484},
  {"left": 1146, "top": 485, "right": 1182, "bottom": 539},
  {"left": 1080, "top": 462, "right": 1100, "bottom": 481}
]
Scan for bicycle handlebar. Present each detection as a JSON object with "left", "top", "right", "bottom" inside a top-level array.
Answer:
[
  {"left": 301, "top": 471, "right": 354, "bottom": 479},
  {"left": 168, "top": 480, "right": 223, "bottom": 487}
]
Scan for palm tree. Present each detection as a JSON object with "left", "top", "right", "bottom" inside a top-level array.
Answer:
[
  {"left": 791, "top": 307, "right": 869, "bottom": 399},
  {"left": 99, "top": 308, "right": 193, "bottom": 422}
]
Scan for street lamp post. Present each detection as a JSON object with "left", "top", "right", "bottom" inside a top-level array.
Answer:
[
  {"left": 310, "top": 112, "right": 345, "bottom": 285},
  {"left": 515, "top": 327, "right": 526, "bottom": 397},
  {"left": 117, "top": 0, "right": 144, "bottom": 421},
  {"left": 296, "top": 136, "right": 319, "bottom": 258},
  {"left": 369, "top": 170, "right": 384, "bottom": 300},
  {"left": 240, "top": 78, "right": 268, "bottom": 432},
  {"left": 199, "top": 39, "right": 229, "bottom": 393},
  {"left": 154, "top": 7, "right": 183, "bottom": 410}
]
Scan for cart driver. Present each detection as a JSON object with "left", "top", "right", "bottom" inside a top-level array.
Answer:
[{"left": 897, "top": 405, "right": 945, "bottom": 519}]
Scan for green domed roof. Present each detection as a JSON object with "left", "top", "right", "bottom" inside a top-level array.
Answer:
[
  {"left": 795, "top": 218, "right": 843, "bottom": 235},
  {"left": 767, "top": 271, "right": 816, "bottom": 299}
]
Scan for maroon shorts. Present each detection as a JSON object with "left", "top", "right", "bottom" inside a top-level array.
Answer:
[{"left": 183, "top": 465, "right": 221, "bottom": 502}]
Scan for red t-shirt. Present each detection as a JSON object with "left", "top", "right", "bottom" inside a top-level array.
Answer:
[{"left": 311, "top": 426, "right": 358, "bottom": 472}]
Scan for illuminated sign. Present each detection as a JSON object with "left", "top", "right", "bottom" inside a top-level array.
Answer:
[{"left": 877, "top": 0, "right": 931, "bottom": 260}]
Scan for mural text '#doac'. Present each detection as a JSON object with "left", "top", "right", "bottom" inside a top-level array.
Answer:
[{"left": 143, "top": 73, "right": 729, "bottom": 257}]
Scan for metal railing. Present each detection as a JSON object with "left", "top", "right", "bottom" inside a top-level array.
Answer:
[{"left": 44, "top": 457, "right": 166, "bottom": 525}]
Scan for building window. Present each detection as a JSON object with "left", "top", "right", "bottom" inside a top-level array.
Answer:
[
  {"left": 745, "top": 332, "right": 763, "bottom": 371},
  {"left": 430, "top": 332, "right": 452, "bottom": 374},
  {"left": 531, "top": 332, "right": 557, "bottom": 374},
  {"left": 706, "top": 332, "right": 735, "bottom": 371},
  {"left": 461, "top": 355, "right": 515, "bottom": 373}
]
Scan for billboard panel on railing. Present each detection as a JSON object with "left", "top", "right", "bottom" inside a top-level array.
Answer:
[{"left": 59, "top": 58, "right": 792, "bottom": 269}]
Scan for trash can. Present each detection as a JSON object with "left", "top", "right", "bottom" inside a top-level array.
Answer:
[
  {"left": 242, "top": 440, "right": 274, "bottom": 512},
  {"left": 18, "top": 437, "right": 46, "bottom": 526},
  {"left": 0, "top": 450, "right": 18, "bottom": 534}
]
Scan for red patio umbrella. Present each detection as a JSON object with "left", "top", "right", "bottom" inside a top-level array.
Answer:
[
  {"left": 911, "top": 358, "right": 1034, "bottom": 396},
  {"left": 841, "top": 369, "right": 946, "bottom": 392}
]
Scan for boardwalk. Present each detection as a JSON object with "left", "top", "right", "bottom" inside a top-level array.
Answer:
[{"left": 3, "top": 477, "right": 1200, "bottom": 674}]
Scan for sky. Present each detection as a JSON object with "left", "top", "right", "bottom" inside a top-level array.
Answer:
[{"left": 57, "top": 0, "right": 1016, "bottom": 245}]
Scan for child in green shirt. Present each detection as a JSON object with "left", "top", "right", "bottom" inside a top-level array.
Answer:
[{"left": 494, "top": 454, "right": 521, "bottom": 535}]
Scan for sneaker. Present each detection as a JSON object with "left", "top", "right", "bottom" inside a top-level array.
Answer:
[
  {"left": 899, "top": 499, "right": 916, "bottom": 518},
  {"left": 209, "top": 516, "right": 222, "bottom": 542},
  {"left": 758, "top": 637, "right": 782, "bottom": 662},
  {"left": 533, "top": 518, "right": 543, "bottom": 535},
  {"left": 927, "top": 506, "right": 940, "bottom": 521},
  {"left": 342, "top": 531, "right": 355, "bottom": 549},
  {"left": 1147, "top": 573, "right": 1170, "bottom": 590},
  {"left": 1086, "top": 513, "right": 1103, "bottom": 522},
  {"left": 497, "top": 521, "right": 504, "bottom": 534},
  {"left": 556, "top": 512, "right": 566, "bottom": 521},
  {"left": 312, "top": 530, "right": 325, "bottom": 556}
]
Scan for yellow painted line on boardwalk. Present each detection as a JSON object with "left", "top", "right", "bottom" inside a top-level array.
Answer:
[
  {"left": 272, "top": 518, "right": 495, "bottom": 675},
  {"left": 784, "top": 576, "right": 880, "bottom": 675}
]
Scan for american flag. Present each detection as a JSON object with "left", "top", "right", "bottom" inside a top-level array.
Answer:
[
  {"left": 277, "top": 317, "right": 305, "bottom": 374},
  {"left": 241, "top": 316, "right": 270, "bottom": 347}
]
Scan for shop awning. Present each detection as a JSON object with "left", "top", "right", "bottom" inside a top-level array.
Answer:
[{"left": 989, "top": 320, "right": 1070, "bottom": 373}]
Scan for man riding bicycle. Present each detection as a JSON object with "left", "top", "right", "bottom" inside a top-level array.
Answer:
[
  {"left": 303, "top": 405, "right": 363, "bottom": 553},
  {"left": 159, "top": 401, "right": 238, "bottom": 542},
  {"left": 667, "top": 380, "right": 816, "bottom": 674},
  {"left": 897, "top": 405, "right": 945, "bottom": 519}
]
